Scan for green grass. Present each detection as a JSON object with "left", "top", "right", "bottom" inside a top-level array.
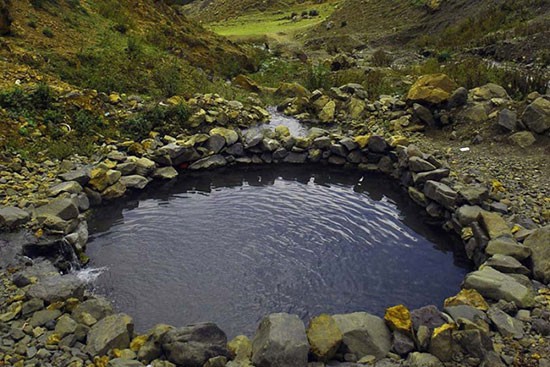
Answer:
[{"left": 208, "top": 1, "right": 339, "bottom": 40}]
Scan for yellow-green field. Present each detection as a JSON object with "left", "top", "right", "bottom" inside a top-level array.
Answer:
[{"left": 208, "top": 1, "right": 340, "bottom": 41}]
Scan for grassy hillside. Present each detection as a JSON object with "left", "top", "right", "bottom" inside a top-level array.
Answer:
[{"left": 0, "top": 0, "right": 257, "bottom": 96}]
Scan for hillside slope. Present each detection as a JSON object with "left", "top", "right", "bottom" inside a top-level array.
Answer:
[
  {"left": 307, "top": 0, "right": 550, "bottom": 64},
  {"left": 0, "top": 0, "right": 254, "bottom": 94}
]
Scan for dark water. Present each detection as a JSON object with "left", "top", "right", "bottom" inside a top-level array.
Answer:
[{"left": 87, "top": 165, "right": 469, "bottom": 337}]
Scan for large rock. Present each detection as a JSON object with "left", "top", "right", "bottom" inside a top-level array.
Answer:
[
  {"left": 471, "top": 83, "right": 509, "bottom": 101},
  {"left": 72, "top": 297, "right": 114, "bottom": 325},
  {"left": 252, "top": 313, "right": 309, "bottom": 367},
  {"left": 406, "top": 74, "right": 457, "bottom": 105},
  {"left": 319, "top": 100, "right": 336, "bottom": 123},
  {"left": 509, "top": 131, "right": 536, "bottom": 148},
  {"left": 49, "top": 181, "right": 83, "bottom": 196},
  {"left": 162, "top": 323, "right": 228, "bottom": 367},
  {"left": 120, "top": 175, "right": 149, "bottom": 190},
  {"left": 85, "top": 313, "right": 134, "bottom": 356},
  {"left": 0, "top": 206, "right": 30, "bottom": 228},
  {"left": 89, "top": 167, "right": 122, "bottom": 191},
  {"left": 210, "top": 127, "right": 239, "bottom": 146},
  {"left": 333, "top": 312, "right": 391, "bottom": 360},
  {"left": 189, "top": 155, "right": 227, "bottom": 170},
  {"left": 275, "top": 82, "right": 311, "bottom": 98},
  {"left": 152, "top": 167, "right": 178, "bottom": 180},
  {"left": 487, "top": 307, "right": 524, "bottom": 339},
  {"left": 384, "top": 305, "right": 412, "bottom": 334},
  {"left": 424, "top": 180, "right": 457, "bottom": 209},
  {"left": 407, "top": 352, "right": 443, "bottom": 367},
  {"left": 411, "top": 305, "right": 447, "bottom": 332},
  {"left": 59, "top": 167, "right": 91, "bottom": 185},
  {"left": 35, "top": 197, "right": 79, "bottom": 221},
  {"left": 497, "top": 109, "right": 518, "bottom": 131},
  {"left": 27, "top": 274, "right": 85, "bottom": 303},
  {"left": 101, "top": 181, "right": 127, "bottom": 200},
  {"left": 478, "top": 212, "right": 512, "bottom": 239},
  {"left": 485, "top": 236, "right": 531, "bottom": 260},
  {"left": 463, "top": 266, "right": 535, "bottom": 308},
  {"left": 524, "top": 226, "right": 550, "bottom": 283},
  {"left": 306, "top": 314, "right": 342, "bottom": 361},
  {"left": 522, "top": 97, "right": 550, "bottom": 133}
]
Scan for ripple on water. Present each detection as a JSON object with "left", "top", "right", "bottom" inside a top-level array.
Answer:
[{"left": 87, "top": 165, "right": 469, "bottom": 337}]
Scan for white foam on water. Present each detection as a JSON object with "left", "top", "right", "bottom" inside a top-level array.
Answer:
[{"left": 74, "top": 267, "right": 107, "bottom": 283}]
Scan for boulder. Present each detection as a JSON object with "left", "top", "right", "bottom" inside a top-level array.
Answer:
[
  {"left": 59, "top": 168, "right": 91, "bottom": 185},
  {"left": 471, "top": 83, "right": 509, "bottom": 101},
  {"left": 275, "top": 82, "right": 311, "bottom": 98},
  {"left": 484, "top": 254, "right": 530, "bottom": 275},
  {"left": 72, "top": 297, "right": 114, "bottom": 325},
  {"left": 120, "top": 175, "right": 149, "bottom": 190},
  {"left": 423, "top": 180, "right": 457, "bottom": 209},
  {"left": 413, "top": 103, "right": 435, "bottom": 126},
  {"left": 487, "top": 307, "right": 524, "bottom": 339},
  {"left": 228, "top": 335, "right": 252, "bottom": 361},
  {"left": 29, "top": 309, "right": 62, "bottom": 327},
  {"left": 456, "top": 205, "right": 484, "bottom": 226},
  {"left": 333, "top": 312, "right": 391, "bottom": 360},
  {"left": 152, "top": 167, "right": 178, "bottom": 180},
  {"left": 407, "top": 352, "right": 443, "bottom": 367},
  {"left": 252, "top": 313, "right": 309, "bottom": 367},
  {"left": 189, "top": 155, "right": 227, "bottom": 170},
  {"left": 411, "top": 305, "right": 447, "bottom": 332},
  {"left": 523, "top": 226, "right": 550, "bottom": 283},
  {"left": 232, "top": 74, "right": 262, "bottom": 93},
  {"left": 133, "top": 157, "right": 156, "bottom": 176},
  {"left": 306, "top": 314, "right": 342, "bottom": 361},
  {"left": 522, "top": 97, "right": 550, "bottom": 133},
  {"left": 478, "top": 212, "right": 512, "bottom": 239},
  {"left": 85, "top": 313, "right": 134, "bottom": 356},
  {"left": 444, "top": 289, "right": 489, "bottom": 311},
  {"left": 485, "top": 237, "right": 531, "bottom": 260},
  {"left": 162, "top": 323, "right": 228, "bottom": 367},
  {"left": 35, "top": 197, "right": 79, "bottom": 221},
  {"left": 443, "top": 305, "right": 487, "bottom": 324},
  {"left": 0, "top": 206, "right": 31, "bottom": 228},
  {"left": 409, "top": 157, "right": 437, "bottom": 172},
  {"left": 319, "top": 100, "right": 336, "bottom": 123},
  {"left": 463, "top": 266, "right": 535, "bottom": 308},
  {"left": 497, "top": 109, "right": 517, "bottom": 131},
  {"left": 210, "top": 127, "right": 239, "bottom": 146},
  {"left": 89, "top": 167, "right": 122, "bottom": 191},
  {"left": 206, "top": 134, "right": 226, "bottom": 154},
  {"left": 136, "top": 324, "right": 174, "bottom": 363},
  {"left": 49, "top": 181, "right": 83, "bottom": 196},
  {"left": 447, "top": 87, "right": 468, "bottom": 109},
  {"left": 406, "top": 74, "right": 457, "bottom": 105},
  {"left": 509, "top": 131, "right": 536, "bottom": 148},
  {"left": 459, "top": 104, "right": 488, "bottom": 123},
  {"left": 384, "top": 305, "right": 412, "bottom": 334},
  {"left": 101, "top": 181, "right": 127, "bottom": 200},
  {"left": 27, "top": 274, "right": 85, "bottom": 303},
  {"left": 283, "top": 152, "right": 307, "bottom": 164}
]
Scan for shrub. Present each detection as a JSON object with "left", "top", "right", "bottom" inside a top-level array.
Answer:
[
  {"left": 42, "top": 27, "right": 54, "bottom": 38},
  {"left": 303, "top": 63, "right": 331, "bottom": 91},
  {"left": 32, "top": 83, "right": 54, "bottom": 109},
  {"left": 72, "top": 110, "right": 104, "bottom": 135},
  {"left": 371, "top": 49, "right": 393, "bottom": 67}
]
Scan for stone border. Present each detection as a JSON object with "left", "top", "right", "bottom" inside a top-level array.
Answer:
[{"left": 0, "top": 125, "right": 548, "bottom": 367}]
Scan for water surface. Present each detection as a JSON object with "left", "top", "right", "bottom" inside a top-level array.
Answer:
[{"left": 87, "top": 165, "right": 469, "bottom": 336}]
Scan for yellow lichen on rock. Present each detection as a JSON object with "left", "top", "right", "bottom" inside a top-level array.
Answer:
[
  {"left": 406, "top": 74, "right": 457, "bottom": 104},
  {"left": 384, "top": 304, "right": 412, "bottom": 333},
  {"left": 228, "top": 335, "right": 252, "bottom": 361},
  {"left": 306, "top": 314, "right": 343, "bottom": 362},
  {"left": 354, "top": 135, "right": 370, "bottom": 149},
  {"left": 444, "top": 289, "right": 489, "bottom": 311},
  {"left": 130, "top": 334, "right": 148, "bottom": 352}
]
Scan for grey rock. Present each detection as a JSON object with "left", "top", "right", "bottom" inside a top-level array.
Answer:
[
  {"left": 260, "top": 138, "right": 280, "bottom": 152},
  {"left": 413, "top": 103, "right": 435, "bottom": 126},
  {"left": 107, "top": 359, "right": 145, "bottom": 367},
  {"left": 409, "top": 157, "right": 436, "bottom": 172},
  {"left": 284, "top": 152, "right": 307, "bottom": 164},
  {"left": 133, "top": 157, "right": 156, "bottom": 176},
  {"left": 456, "top": 205, "right": 484, "bottom": 226},
  {"left": 59, "top": 168, "right": 91, "bottom": 186},
  {"left": 391, "top": 331, "right": 414, "bottom": 356},
  {"left": 72, "top": 297, "right": 114, "bottom": 325},
  {"left": 225, "top": 143, "right": 245, "bottom": 157},
  {"left": 423, "top": 180, "right": 457, "bottom": 209},
  {"left": 457, "top": 184, "right": 489, "bottom": 205},
  {"left": 273, "top": 147, "right": 289, "bottom": 160},
  {"left": 49, "top": 181, "right": 83, "bottom": 196},
  {"left": 35, "top": 197, "right": 79, "bottom": 221},
  {"left": 189, "top": 155, "right": 227, "bottom": 170},
  {"left": 152, "top": 167, "right": 178, "bottom": 180},
  {"left": 313, "top": 137, "right": 332, "bottom": 150},
  {"left": 487, "top": 307, "right": 524, "bottom": 338},
  {"left": 497, "top": 109, "right": 517, "bottom": 131},
  {"left": 333, "top": 312, "right": 391, "bottom": 361},
  {"left": 330, "top": 144, "right": 348, "bottom": 157},
  {"left": 21, "top": 298, "right": 44, "bottom": 316},
  {"left": 206, "top": 135, "right": 226, "bottom": 154},
  {"left": 55, "top": 314, "right": 78, "bottom": 338},
  {"left": 448, "top": 87, "right": 468, "bottom": 109},
  {"left": 484, "top": 254, "right": 530, "bottom": 275},
  {"left": 407, "top": 352, "right": 443, "bottom": 367},
  {"left": 27, "top": 274, "right": 86, "bottom": 303},
  {"left": 162, "top": 323, "right": 228, "bottom": 367},
  {"left": 120, "top": 175, "right": 149, "bottom": 190},
  {"left": 408, "top": 187, "right": 429, "bottom": 207},
  {"left": 117, "top": 162, "right": 137, "bottom": 176},
  {"left": 346, "top": 150, "right": 363, "bottom": 164},
  {"left": 463, "top": 266, "right": 535, "bottom": 308},
  {"left": 85, "top": 313, "right": 134, "bottom": 356},
  {"left": 412, "top": 169, "right": 450, "bottom": 185},
  {"left": 29, "top": 309, "right": 61, "bottom": 327},
  {"left": 173, "top": 148, "right": 201, "bottom": 165},
  {"left": 0, "top": 206, "right": 31, "bottom": 228},
  {"left": 523, "top": 225, "right": 550, "bottom": 283},
  {"left": 443, "top": 305, "right": 487, "bottom": 324},
  {"left": 522, "top": 97, "right": 550, "bottom": 133},
  {"left": 367, "top": 136, "right": 388, "bottom": 153},
  {"left": 252, "top": 313, "right": 308, "bottom": 367},
  {"left": 329, "top": 156, "right": 346, "bottom": 165},
  {"left": 485, "top": 236, "right": 531, "bottom": 260},
  {"left": 340, "top": 138, "right": 358, "bottom": 151},
  {"left": 411, "top": 306, "right": 446, "bottom": 332}
]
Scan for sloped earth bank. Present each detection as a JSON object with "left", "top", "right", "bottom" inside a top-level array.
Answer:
[
  {"left": 1, "top": 120, "right": 549, "bottom": 367},
  {"left": 86, "top": 165, "right": 469, "bottom": 337}
]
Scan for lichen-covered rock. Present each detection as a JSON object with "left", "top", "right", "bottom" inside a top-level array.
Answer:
[
  {"left": 162, "top": 323, "right": 228, "bottom": 367},
  {"left": 252, "top": 313, "right": 309, "bottom": 367},
  {"left": 471, "top": 83, "right": 509, "bottom": 101},
  {"left": 275, "top": 82, "right": 311, "bottom": 98},
  {"left": 306, "top": 314, "right": 342, "bottom": 361},
  {"left": 384, "top": 305, "right": 412, "bottom": 334},
  {"left": 228, "top": 335, "right": 252, "bottom": 361},
  {"left": 120, "top": 175, "right": 149, "bottom": 190},
  {"left": 523, "top": 225, "right": 550, "bottom": 283},
  {"left": 333, "top": 312, "right": 391, "bottom": 361},
  {"left": 72, "top": 297, "right": 114, "bottom": 326},
  {"left": 406, "top": 74, "right": 457, "bottom": 105},
  {"left": 210, "top": 127, "right": 239, "bottom": 146},
  {"left": 152, "top": 167, "right": 178, "bottom": 180},
  {"left": 85, "top": 313, "right": 134, "bottom": 356}
]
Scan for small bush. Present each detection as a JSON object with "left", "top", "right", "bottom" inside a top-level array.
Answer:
[
  {"left": 303, "top": 63, "right": 331, "bottom": 91},
  {"left": 72, "top": 110, "right": 104, "bottom": 135},
  {"left": 371, "top": 49, "right": 393, "bottom": 67},
  {"left": 42, "top": 27, "right": 54, "bottom": 38},
  {"left": 32, "top": 83, "right": 54, "bottom": 109}
]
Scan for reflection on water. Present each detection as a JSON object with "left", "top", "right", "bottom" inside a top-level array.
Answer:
[{"left": 87, "top": 165, "right": 470, "bottom": 337}]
